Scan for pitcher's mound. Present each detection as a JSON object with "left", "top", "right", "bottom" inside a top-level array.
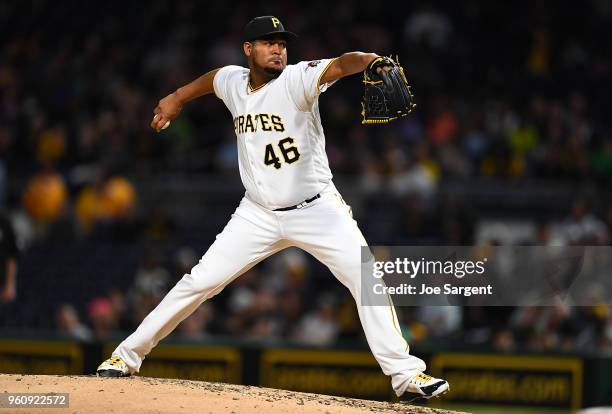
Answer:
[{"left": 0, "top": 374, "right": 467, "bottom": 414}]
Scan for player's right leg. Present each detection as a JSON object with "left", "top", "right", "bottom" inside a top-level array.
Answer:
[{"left": 97, "top": 197, "right": 286, "bottom": 377}]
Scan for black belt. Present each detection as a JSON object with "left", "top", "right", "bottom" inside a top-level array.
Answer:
[{"left": 274, "top": 194, "right": 321, "bottom": 211}]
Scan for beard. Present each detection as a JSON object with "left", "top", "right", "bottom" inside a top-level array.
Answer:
[{"left": 264, "top": 66, "right": 284, "bottom": 78}]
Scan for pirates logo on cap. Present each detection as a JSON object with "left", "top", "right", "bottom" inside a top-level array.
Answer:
[{"left": 243, "top": 16, "right": 298, "bottom": 42}]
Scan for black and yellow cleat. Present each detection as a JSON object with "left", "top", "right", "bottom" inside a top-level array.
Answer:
[
  {"left": 96, "top": 356, "right": 130, "bottom": 378},
  {"left": 399, "top": 372, "right": 449, "bottom": 403}
]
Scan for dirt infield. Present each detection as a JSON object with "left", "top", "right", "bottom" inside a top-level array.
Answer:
[{"left": 0, "top": 374, "right": 466, "bottom": 414}]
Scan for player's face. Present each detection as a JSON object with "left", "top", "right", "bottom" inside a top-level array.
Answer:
[{"left": 245, "top": 37, "right": 288, "bottom": 78}]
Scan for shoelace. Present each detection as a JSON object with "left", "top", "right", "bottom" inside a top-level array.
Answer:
[
  {"left": 108, "top": 357, "right": 123, "bottom": 366},
  {"left": 412, "top": 373, "right": 433, "bottom": 386}
]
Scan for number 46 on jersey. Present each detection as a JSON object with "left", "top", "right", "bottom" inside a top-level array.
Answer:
[{"left": 264, "top": 137, "right": 300, "bottom": 169}]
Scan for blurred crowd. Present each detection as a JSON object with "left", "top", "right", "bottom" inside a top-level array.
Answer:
[
  {"left": 50, "top": 245, "right": 612, "bottom": 354},
  {"left": 2, "top": 0, "right": 612, "bottom": 353}
]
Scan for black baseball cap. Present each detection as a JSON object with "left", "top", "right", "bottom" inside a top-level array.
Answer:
[{"left": 243, "top": 16, "right": 298, "bottom": 42}]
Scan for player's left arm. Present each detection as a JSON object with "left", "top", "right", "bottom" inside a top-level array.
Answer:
[{"left": 319, "top": 52, "right": 380, "bottom": 86}]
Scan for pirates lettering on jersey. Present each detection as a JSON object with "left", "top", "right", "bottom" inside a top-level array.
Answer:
[{"left": 233, "top": 113, "right": 286, "bottom": 134}]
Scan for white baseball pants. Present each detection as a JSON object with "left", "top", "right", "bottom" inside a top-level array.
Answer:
[{"left": 113, "top": 182, "right": 426, "bottom": 396}]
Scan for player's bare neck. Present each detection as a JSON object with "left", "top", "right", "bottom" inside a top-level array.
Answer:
[{"left": 248, "top": 71, "right": 272, "bottom": 90}]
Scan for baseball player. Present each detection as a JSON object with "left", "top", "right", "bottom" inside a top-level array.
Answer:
[{"left": 97, "top": 16, "right": 449, "bottom": 403}]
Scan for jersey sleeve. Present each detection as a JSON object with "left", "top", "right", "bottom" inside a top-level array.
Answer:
[
  {"left": 213, "top": 65, "right": 243, "bottom": 103},
  {"left": 286, "top": 58, "right": 338, "bottom": 111}
]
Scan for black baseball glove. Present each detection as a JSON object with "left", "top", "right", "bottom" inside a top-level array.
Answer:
[{"left": 361, "top": 56, "right": 416, "bottom": 125}]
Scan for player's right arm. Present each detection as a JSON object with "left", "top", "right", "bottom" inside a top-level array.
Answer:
[{"left": 151, "top": 68, "right": 222, "bottom": 132}]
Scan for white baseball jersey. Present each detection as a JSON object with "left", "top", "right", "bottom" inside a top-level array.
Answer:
[{"left": 213, "top": 59, "right": 336, "bottom": 210}]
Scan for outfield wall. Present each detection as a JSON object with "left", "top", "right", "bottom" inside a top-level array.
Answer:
[{"left": 0, "top": 338, "right": 610, "bottom": 409}]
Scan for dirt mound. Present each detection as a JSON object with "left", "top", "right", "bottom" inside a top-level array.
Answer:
[{"left": 0, "top": 374, "right": 467, "bottom": 414}]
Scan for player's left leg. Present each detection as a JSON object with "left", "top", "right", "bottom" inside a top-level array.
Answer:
[{"left": 282, "top": 185, "right": 448, "bottom": 401}]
